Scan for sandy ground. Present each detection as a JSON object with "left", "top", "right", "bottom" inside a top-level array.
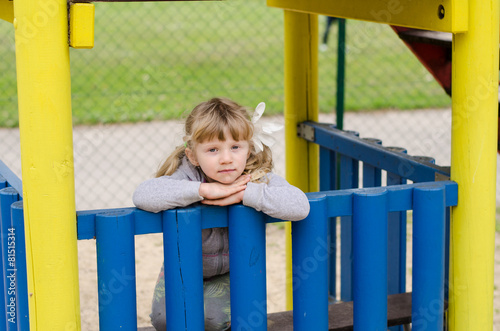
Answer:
[{"left": 0, "top": 108, "right": 498, "bottom": 329}]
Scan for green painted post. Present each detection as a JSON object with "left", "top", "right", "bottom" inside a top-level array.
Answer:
[{"left": 336, "top": 18, "right": 346, "bottom": 130}]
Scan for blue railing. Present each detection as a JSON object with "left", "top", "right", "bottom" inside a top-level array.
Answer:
[
  {"left": 0, "top": 171, "right": 457, "bottom": 330},
  {"left": 298, "top": 121, "right": 451, "bottom": 308},
  {"left": 76, "top": 181, "right": 456, "bottom": 330},
  {"left": 0, "top": 121, "right": 457, "bottom": 330}
]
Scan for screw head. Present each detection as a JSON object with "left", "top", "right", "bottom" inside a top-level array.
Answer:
[{"left": 438, "top": 5, "right": 445, "bottom": 19}]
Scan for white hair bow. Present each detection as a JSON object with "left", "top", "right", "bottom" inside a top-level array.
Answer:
[{"left": 251, "top": 102, "right": 283, "bottom": 153}]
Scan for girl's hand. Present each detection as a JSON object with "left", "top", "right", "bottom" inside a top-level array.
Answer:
[
  {"left": 198, "top": 174, "right": 250, "bottom": 200},
  {"left": 201, "top": 190, "right": 245, "bottom": 206}
]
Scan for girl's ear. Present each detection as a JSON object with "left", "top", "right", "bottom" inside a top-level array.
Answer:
[{"left": 185, "top": 148, "right": 199, "bottom": 166}]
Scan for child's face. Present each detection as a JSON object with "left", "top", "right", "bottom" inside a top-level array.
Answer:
[{"left": 186, "top": 128, "right": 250, "bottom": 184}]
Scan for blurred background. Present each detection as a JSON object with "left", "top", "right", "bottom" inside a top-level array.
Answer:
[{"left": 0, "top": 0, "right": 453, "bottom": 210}]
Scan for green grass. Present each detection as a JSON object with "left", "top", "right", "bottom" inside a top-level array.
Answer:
[{"left": 0, "top": 0, "right": 451, "bottom": 127}]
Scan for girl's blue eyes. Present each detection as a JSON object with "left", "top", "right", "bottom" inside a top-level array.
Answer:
[{"left": 207, "top": 146, "right": 240, "bottom": 153}]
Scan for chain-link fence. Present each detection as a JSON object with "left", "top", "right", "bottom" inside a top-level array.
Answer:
[{"left": 0, "top": 0, "right": 453, "bottom": 210}]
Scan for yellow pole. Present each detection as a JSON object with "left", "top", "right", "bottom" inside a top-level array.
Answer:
[
  {"left": 449, "top": 0, "right": 498, "bottom": 328},
  {"left": 284, "top": 10, "right": 319, "bottom": 309},
  {"left": 13, "top": 0, "right": 81, "bottom": 329}
]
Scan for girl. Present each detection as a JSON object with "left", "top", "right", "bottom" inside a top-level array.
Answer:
[{"left": 133, "top": 97, "right": 310, "bottom": 331}]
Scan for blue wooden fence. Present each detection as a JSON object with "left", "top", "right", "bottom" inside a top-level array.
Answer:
[
  {"left": 0, "top": 122, "right": 457, "bottom": 330},
  {"left": 301, "top": 121, "right": 451, "bottom": 308},
  {"left": 0, "top": 178, "right": 457, "bottom": 330}
]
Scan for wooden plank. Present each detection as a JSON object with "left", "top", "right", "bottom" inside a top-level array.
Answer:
[{"left": 267, "top": 292, "right": 414, "bottom": 331}]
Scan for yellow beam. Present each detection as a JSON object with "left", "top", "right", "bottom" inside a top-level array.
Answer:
[
  {"left": 0, "top": 0, "right": 13, "bottom": 23},
  {"left": 13, "top": 0, "right": 81, "bottom": 329},
  {"left": 449, "top": 0, "right": 498, "bottom": 328},
  {"left": 268, "top": 0, "right": 468, "bottom": 33},
  {"left": 283, "top": 10, "right": 319, "bottom": 309}
]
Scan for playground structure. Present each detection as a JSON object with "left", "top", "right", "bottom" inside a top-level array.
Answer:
[{"left": 0, "top": 0, "right": 498, "bottom": 330}]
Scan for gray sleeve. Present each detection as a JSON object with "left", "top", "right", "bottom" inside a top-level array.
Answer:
[
  {"left": 242, "top": 173, "right": 310, "bottom": 221},
  {"left": 132, "top": 175, "right": 203, "bottom": 213}
]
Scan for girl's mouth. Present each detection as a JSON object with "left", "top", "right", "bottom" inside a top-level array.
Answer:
[{"left": 219, "top": 169, "right": 234, "bottom": 173}]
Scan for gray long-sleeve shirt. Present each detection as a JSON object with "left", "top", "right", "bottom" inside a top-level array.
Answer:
[{"left": 133, "top": 157, "right": 310, "bottom": 277}]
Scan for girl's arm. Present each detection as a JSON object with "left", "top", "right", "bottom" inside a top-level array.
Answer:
[
  {"left": 242, "top": 173, "right": 310, "bottom": 221},
  {"left": 133, "top": 176, "right": 203, "bottom": 213},
  {"left": 133, "top": 173, "right": 250, "bottom": 212}
]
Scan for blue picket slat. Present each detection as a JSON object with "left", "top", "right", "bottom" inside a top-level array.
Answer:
[
  {"left": 353, "top": 189, "right": 388, "bottom": 330},
  {"left": 328, "top": 216, "right": 337, "bottom": 302},
  {"left": 386, "top": 150, "right": 407, "bottom": 331},
  {"left": 163, "top": 207, "right": 204, "bottom": 330},
  {"left": 412, "top": 186, "right": 446, "bottom": 331},
  {"left": 319, "top": 147, "right": 337, "bottom": 300},
  {"left": 292, "top": 196, "right": 329, "bottom": 331},
  {"left": 96, "top": 210, "right": 137, "bottom": 330},
  {"left": 386, "top": 149, "right": 408, "bottom": 296},
  {"left": 386, "top": 172, "right": 407, "bottom": 294},
  {"left": 339, "top": 152, "right": 358, "bottom": 302},
  {"left": 11, "top": 201, "right": 28, "bottom": 331},
  {"left": 229, "top": 205, "right": 267, "bottom": 331}
]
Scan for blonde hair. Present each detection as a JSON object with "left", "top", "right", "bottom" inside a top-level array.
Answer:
[{"left": 156, "top": 97, "right": 273, "bottom": 182}]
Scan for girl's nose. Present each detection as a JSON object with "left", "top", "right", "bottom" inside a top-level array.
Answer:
[{"left": 220, "top": 149, "right": 232, "bottom": 163}]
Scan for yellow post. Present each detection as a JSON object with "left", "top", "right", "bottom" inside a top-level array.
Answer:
[
  {"left": 283, "top": 9, "right": 319, "bottom": 309},
  {"left": 13, "top": 0, "right": 81, "bottom": 329},
  {"left": 449, "top": 0, "right": 498, "bottom": 328}
]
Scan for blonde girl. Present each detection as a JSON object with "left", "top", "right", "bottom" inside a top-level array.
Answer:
[{"left": 133, "top": 97, "right": 309, "bottom": 331}]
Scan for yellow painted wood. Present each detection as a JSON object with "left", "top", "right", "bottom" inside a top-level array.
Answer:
[
  {"left": 449, "top": 0, "right": 498, "bottom": 328},
  {"left": 70, "top": 3, "right": 95, "bottom": 49},
  {"left": 0, "top": 0, "right": 13, "bottom": 23},
  {"left": 283, "top": 10, "right": 319, "bottom": 309},
  {"left": 13, "top": 0, "right": 81, "bottom": 329},
  {"left": 268, "top": 0, "right": 468, "bottom": 33}
]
